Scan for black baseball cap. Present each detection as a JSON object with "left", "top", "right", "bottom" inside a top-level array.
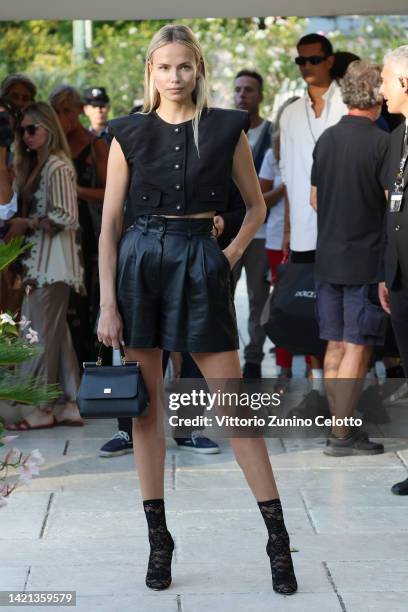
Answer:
[{"left": 83, "top": 87, "right": 110, "bottom": 106}]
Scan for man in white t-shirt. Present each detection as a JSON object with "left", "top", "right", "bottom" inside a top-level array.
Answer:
[
  {"left": 279, "top": 33, "right": 347, "bottom": 382},
  {"left": 231, "top": 70, "right": 272, "bottom": 379},
  {"left": 280, "top": 33, "right": 347, "bottom": 258}
]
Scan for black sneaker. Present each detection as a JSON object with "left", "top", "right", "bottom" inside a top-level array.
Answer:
[
  {"left": 175, "top": 430, "right": 220, "bottom": 454},
  {"left": 243, "top": 362, "right": 261, "bottom": 379},
  {"left": 391, "top": 477, "right": 408, "bottom": 496},
  {"left": 324, "top": 428, "right": 384, "bottom": 456},
  {"left": 99, "top": 431, "right": 133, "bottom": 457}
]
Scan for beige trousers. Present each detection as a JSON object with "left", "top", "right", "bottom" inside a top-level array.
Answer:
[{"left": 20, "top": 282, "right": 80, "bottom": 412}]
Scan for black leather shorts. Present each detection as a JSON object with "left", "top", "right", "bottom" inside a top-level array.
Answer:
[{"left": 116, "top": 215, "right": 239, "bottom": 352}]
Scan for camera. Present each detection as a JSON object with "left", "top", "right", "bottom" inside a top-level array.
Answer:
[{"left": 0, "top": 111, "right": 14, "bottom": 149}]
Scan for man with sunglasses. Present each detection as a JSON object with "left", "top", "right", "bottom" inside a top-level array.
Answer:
[{"left": 279, "top": 33, "right": 347, "bottom": 392}]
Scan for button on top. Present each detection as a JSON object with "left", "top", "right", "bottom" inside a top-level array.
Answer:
[
  {"left": 141, "top": 194, "right": 149, "bottom": 201},
  {"left": 174, "top": 184, "right": 182, "bottom": 191},
  {"left": 174, "top": 145, "right": 181, "bottom": 152},
  {"left": 176, "top": 204, "right": 182, "bottom": 211},
  {"left": 210, "top": 190, "right": 216, "bottom": 197},
  {"left": 173, "top": 163, "right": 181, "bottom": 170},
  {"left": 395, "top": 225, "right": 401, "bottom": 231},
  {"left": 174, "top": 127, "right": 181, "bottom": 133}
]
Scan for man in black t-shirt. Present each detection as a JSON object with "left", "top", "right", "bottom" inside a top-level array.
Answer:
[{"left": 311, "top": 60, "right": 389, "bottom": 457}]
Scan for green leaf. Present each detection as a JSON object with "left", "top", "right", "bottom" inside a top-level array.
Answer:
[
  {"left": 0, "top": 237, "right": 32, "bottom": 272},
  {"left": 0, "top": 336, "right": 42, "bottom": 365},
  {"left": 0, "top": 371, "right": 60, "bottom": 405}
]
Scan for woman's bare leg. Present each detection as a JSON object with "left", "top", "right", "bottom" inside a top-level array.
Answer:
[
  {"left": 191, "top": 350, "right": 279, "bottom": 501},
  {"left": 125, "top": 347, "right": 166, "bottom": 500},
  {"left": 125, "top": 347, "right": 174, "bottom": 591},
  {"left": 191, "top": 349, "right": 297, "bottom": 595}
]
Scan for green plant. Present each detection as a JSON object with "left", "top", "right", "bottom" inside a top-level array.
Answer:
[
  {"left": 0, "top": 237, "right": 60, "bottom": 506},
  {"left": 0, "top": 238, "right": 61, "bottom": 405}
]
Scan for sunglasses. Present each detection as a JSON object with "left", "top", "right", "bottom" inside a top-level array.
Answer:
[
  {"left": 19, "top": 123, "right": 41, "bottom": 137},
  {"left": 295, "top": 55, "right": 328, "bottom": 66}
]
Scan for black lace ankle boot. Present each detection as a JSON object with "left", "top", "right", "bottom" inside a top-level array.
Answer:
[
  {"left": 258, "top": 498, "right": 298, "bottom": 595},
  {"left": 143, "top": 498, "right": 174, "bottom": 590}
]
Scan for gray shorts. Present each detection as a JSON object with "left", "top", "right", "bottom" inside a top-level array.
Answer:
[{"left": 316, "top": 282, "right": 388, "bottom": 346}]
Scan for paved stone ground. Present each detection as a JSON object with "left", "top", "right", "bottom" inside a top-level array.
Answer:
[{"left": 1, "top": 273, "right": 408, "bottom": 612}]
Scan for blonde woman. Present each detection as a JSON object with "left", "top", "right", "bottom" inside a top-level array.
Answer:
[
  {"left": 98, "top": 25, "right": 298, "bottom": 594},
  {"left": 49, "top": 85, "right": 109, "bottom": 366},
  {"left": 5, "top": 101, "right": 85, "bottom": 430}
]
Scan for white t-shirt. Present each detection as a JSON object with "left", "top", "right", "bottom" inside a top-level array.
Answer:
[
  {"left": 279, "top": 81, "right": 347, "bottom": 251},
  {"left": 247, "top": 121, "right": 268, "bottom": 240},
  {"left": 259, "top": 148, "right": 285, "bottom": 250}
]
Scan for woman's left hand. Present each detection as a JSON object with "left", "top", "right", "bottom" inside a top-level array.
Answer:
[
  {"left": 5, "top": 217, "right": 29, "bottom": 242},
  {"left": 222, "top": 245, "right": 240, "bottom": 270}
]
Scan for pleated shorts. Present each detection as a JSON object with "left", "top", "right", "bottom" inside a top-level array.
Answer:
[{"left": 116, "top": 215, "right": 239, "bottom": 352}]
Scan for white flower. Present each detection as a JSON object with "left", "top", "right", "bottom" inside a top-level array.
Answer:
[
  {"left": 366, "top": 25, "right": 374, "bottom": 33},
  {"left": 255, "top": 30, "right": 266, "bottom": 40},
  {"left": 235, "top": 43, "right": 245, "bottom": 54},
  {"left": 28, "top": 449, "right": 45, "bottom": 465},
  {"left": 0, "top": 313, "right": 15, "bottom": 326},
  {"left": 128, "top": 26, "right": 137, "bottom": 35},
  {"left": 264, "top": 16, "right": 274, "bottom": 27},
  {"left": 273, "top": 60, "right": 283, "bottom": 70},
  {"left": 18, "top": 315, "right": 31, "bottom": 330},
  {"left": 119, "top": 41, "right": 128, "bottom": 48},
  {"left": 25, "top": 328, "right": 39, "bottom": 344},
  {"left": 95, "top": 56, "right": 105, "bottom": 65}
]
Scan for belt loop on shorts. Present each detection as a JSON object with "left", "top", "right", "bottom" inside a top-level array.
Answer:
[
  {"left": 186, "top": 219, "right": 192, "bottom": 240},
  {"left": 142, "top": 216, "right": 148, "bottom": 235}
]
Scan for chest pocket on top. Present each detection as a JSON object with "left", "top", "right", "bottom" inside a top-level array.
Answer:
[{"left": 130, "top": 186, "right": 162, "bottom": 208}]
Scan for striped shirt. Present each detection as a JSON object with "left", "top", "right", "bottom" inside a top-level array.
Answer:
[{"left": 21, "top": 155, "right": 86, "bottom": 294}]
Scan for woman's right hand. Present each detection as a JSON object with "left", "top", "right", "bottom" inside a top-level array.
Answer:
[{"left": 97, "top": 305, "right": 124, "bottom": 348}]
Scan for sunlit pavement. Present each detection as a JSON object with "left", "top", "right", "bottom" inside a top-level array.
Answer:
[{"left": 1, "top": 272, "right": 407, "bottom": 612}]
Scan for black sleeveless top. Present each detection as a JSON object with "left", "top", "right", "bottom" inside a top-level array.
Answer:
[{"left": 108, "top": 107, "right": 249, "bottom": 218}]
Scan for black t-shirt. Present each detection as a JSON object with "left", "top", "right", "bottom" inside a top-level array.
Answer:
[{"left": 311, "top": 115, "right": 389, "bottom": 284}]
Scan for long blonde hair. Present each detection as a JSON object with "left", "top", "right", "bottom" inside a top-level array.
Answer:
[
  {"left": 15, "top": 101, "right": 74, "bottom": 204},
  {"left": 143, "top": 24, "right": 209, "bottom": 153}
]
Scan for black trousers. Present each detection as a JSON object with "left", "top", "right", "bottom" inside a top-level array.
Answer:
[
  {"left": 290, "top": 250, "right": 316, "bottom": 264},
  {"left": 389, "top": 270, "right": 408, "bottom": 376}
]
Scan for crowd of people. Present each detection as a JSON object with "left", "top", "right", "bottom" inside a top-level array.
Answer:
[{"left": 0, "top": 35, "right": 407, "bottom": 465}]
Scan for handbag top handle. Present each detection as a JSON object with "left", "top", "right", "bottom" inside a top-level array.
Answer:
[{"left": 97, "top": 343, "right": 126, "bottom": 366}]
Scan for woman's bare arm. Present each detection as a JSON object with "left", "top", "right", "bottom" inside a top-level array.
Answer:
[
  {"left": 97, "top": 138, "right": 129, "bottom": 347},
  {"left": 225, "top": 131, "right": 266, "bottom": 266}
]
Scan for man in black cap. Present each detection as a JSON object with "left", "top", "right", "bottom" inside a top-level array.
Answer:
[{"left": 83, "top": 87, "right": 112, "bottom": 144}]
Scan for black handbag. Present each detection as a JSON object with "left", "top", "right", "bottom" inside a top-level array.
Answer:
[
  {"left": 263, "top": 263, "right": 326, "bottom": 357},
  {"left": 77, "top": 344, "right": 149, "bottom": 418}
]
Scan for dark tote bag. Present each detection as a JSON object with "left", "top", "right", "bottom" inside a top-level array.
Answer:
[
  {"left": 77, "top": 344, "right": 149, "bottom": 419},
  {"left": 262, "top": 263, "right": 326, "bottom": 357}
]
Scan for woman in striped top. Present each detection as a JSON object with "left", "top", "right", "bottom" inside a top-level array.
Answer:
[{"left": 6, "top": 101, "right": 85, "bottom": 430}]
